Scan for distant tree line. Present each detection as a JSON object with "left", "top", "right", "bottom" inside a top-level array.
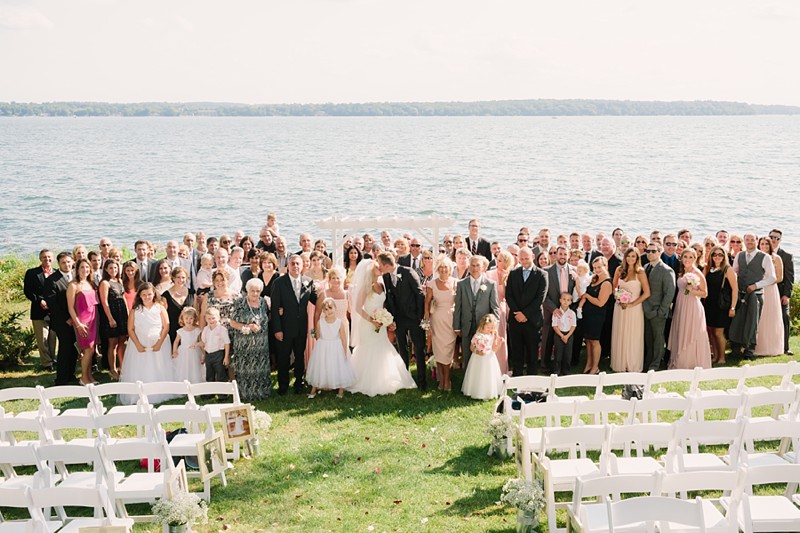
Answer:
[{"left": 0, "top": 99, "right": 798, "bottom": 117}]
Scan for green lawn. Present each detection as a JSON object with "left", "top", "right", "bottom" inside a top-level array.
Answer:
[{"left": 2, "top": 334, "right": 799, "bottom": 532}]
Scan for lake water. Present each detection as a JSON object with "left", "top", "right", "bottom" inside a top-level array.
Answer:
[{"left": 1, "top": 115, "right": 798, "bottom": 258}]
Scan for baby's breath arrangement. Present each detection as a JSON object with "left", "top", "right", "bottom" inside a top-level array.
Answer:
[
  {"left": 500, "top": 478, "right": 545, "bottom": 515},
  {"left": 152, "top": 491, "right": 208, "bottom": 527}
]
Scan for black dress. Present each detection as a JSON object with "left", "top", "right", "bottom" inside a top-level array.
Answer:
[
  {"left": 99, "top": 280, "right": 128, "bottom": 338},
  {"left": 703, "top": 269, "right": 730, "bottom": 329},
  {"left": 163, "top": 289, "right": 196, "bottom": 345},
  {"left": 583, "top": 279, "right": 612, "bottom": 340}
]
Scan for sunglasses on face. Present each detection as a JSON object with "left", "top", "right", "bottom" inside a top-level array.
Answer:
[
  {"left": 711, "top": 252, "right": 725, "bottom": 257},
  {"left": 730, "top": 240, "right": 742, "bottom": 244},
  {"left": 636, "top": 240, "right": 647, "bottom": 244},
  {"left": 444, "top": 240, "right": 452, "bottom": 244},
  {"left": 646, "top": 249, "right": 658, "bottom": 254},
  {"left": 665, "top": 242, "right": 678, "bottom": 246},
  {"left": 770, "top": 235, "right": 781, "bottom": 241},
  {"left": 410, "top": 244, "right": 421, "bottom": 248}
]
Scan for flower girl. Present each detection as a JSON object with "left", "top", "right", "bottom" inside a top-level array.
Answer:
[
  {"left": 306, "top": 298, "right": 355, "bottom": 399},
  {"left": 172, "top": 307, "right": 205, "bottom": 383},
  {"left": 461, "top": 314, "right": 504, "bottom": 400}
]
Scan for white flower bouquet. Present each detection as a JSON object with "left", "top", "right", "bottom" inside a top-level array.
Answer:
[
  {"left": 485, "top": 412, "right": 514, "bottom": 456},
  {"left": 152, "top": 491, "right": 208, "bottom": 528},
  {"left": 253, "top": 409, "right": 272, "bottom": 437},
  {"left": 370, "top": 308, "right": 394, "bottom": 332},
  {"left": 501, "top": 478, "right": 545, "bottom": 529},
  {"left": 684, "top": 272, "right": 700, "bottom": 295}
]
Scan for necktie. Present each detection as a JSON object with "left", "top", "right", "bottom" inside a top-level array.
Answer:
[
  {"left": 646, "top": 264, "right": 653, "bottom": 276},
  {"left": 472, "top": 240, "right": 477, "bottom": 255},
  {"left": 746, "top": 253, "right": 752, "bottom": 264},
  {"left": 472, "top": 279, "right": 479, "bottom": 295},
  {"left": 412, "top": 257, "right": 417, "bottom": 271},
  {"left": 292, "top": 278, "right": 300, "bottom": 300},
  {"left": 523, "top": 269, "right": 530, "bottom": 283},
  {"left": 560, "top": 266, "right": 568, "bottom": 293}
]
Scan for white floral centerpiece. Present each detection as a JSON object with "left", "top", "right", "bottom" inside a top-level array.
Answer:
[
  {"left": 485, "top": 412, "right": 514, "bottom": 458},
  {"left": 501, "top": 478, "right": 545, "bottom": 532},
  {"left": 152, "top": 491, "right": 208, "bottom": 533}
]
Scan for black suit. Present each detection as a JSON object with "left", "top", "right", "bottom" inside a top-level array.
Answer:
[
  {"left": 776, "top": 248, "right": 794, "bottom": 352},
  {"left": 270, "top": 275, "right": 318, "bottom": 393},
  {"left": 584, "top": 250, "right": 601, "bottom": 265},
  {"left": 24, "top": 266, "right": 50, "bottom": 321},
  {"left": 505, "top": 265, "right": 547, "bottom": 376},
  {"left": 44, "top": 271, "right": 78, "bottom": 385},
  {"left": 601, "top": 254, "right": 622, "bottom": 360},
  {"left": 382, "top": 266, "right": 427, "bottom": 388},
  {"left": 466, "top": 236, "right": 492, "bottom": 262}
]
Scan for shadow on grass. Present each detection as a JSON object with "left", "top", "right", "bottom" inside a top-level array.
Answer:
[{"left": 428, "top": 444, "right": 512, "bottom": 476}]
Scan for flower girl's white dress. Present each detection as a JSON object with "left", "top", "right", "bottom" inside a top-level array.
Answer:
[
  {"left": 461, "top": 333, "right": 503, "bottom": 400},
  {"left": 306, "top": 317, "right": 356, "bottom": 390}
]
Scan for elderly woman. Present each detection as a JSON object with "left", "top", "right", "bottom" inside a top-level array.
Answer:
[
  {"left": 424, "top": 255, "right": 457, "bottom": 391},
  {"left": 230, "top": 278, "right": 271, "bottom": 400}
]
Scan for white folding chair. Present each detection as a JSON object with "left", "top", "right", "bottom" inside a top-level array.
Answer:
[
  {"left": 34, "top": 442, "right": 109, "bottom": 494},
  {"left": 549, "top": 374, "right": 600, "bottom": 403},
  {"left": 688, "top": 366, "right": 745, "bottom": 398},
  {"left": 664, "top": 419, "right": 744, "bottom": 473},
  {"left": 0, "top": 484, "right": 60, "bottom": 533},
  {"left": 737, "top": 418, "right": 800, "bottom": 468},
  {"left": 88, "top": 382, "right": 147, "bottom": 417},
  {"left": 733, "top": 362, "right": 795, "bottom": 395},
  {"left": 0, "top": 387, "right": 46, "bottom": 419},
  {"left": 658, "top": 469, "right": 743, "bottom": 533},
  {"left": 596, "top": 372, "right": 648, "bottom": 400},
  {"left": 502, "top": 375, "right": 556, "bottom": 418},
  {"left": 606, "top": 495, "right": 709, "bottom": 533},
  {"left": 94, "top": 409, "right": 157, "bottom": 446},
  {"left": 516, "top": 400, "right": 576, "bottom": 481},
  {"left": 726, "top": 464, "right": 800, "bottom": 532},
  {"left": 38, "top": 385, "right": 95, "bottom": 418},
  {"left": 573, "top": 398, "right": 635, "bottom": 427},
  {"left": 686, "top": 393, "right": 744, "bottom": 423},
  {"left": 98, "top": 434, "right": 175, "bottom": 523},
  {"left": 40, "top": 413, "right": 97, "bottom": 447},
  {"left": 644, "top": 369, "right": 695, "bottom": 399},
  {"left": 29, "top": 485, "right": 133, "bottom": 532},
  {"left": 568, "top": 472, "right": 661, "bottom": 533},
  {"left": 140, "top": 381, "right": 193, "bottom": 413},
  {"left": 0, "top": 443, "right": 45, "bottom": 491},
  {"left": 188, "top": 381, "right": 242, "bottom": 423},
  {"left": 153, "top": 406, "right": 227, "bottom": 501},
  {"left": 0, "top": 416, "right": 47, "bottom": 447},
  {"left": 631, "top": 395, "right": 690, "bottom": 426},
  {"left": 533, "top": 425, "right": 608, "bottom": 533},
  {"left": 604, "top": 423, "right": 670, "bottom": 476},
  {"left": 740, "top": 389, "right": 796, "bottom": 425}
]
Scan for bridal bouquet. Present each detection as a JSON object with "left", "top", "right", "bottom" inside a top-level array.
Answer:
[
  {"left": 614, "top": 287, "right": 633, "bottom": 304},
  {"left": 684, "top": 273, "right": 700, "bottom": 295},
  {"left": 370, "top": 308, "right": 393, "bottom": 332},
  {"left": 471, "top": 333, "right": 493, "bottom": 355}
]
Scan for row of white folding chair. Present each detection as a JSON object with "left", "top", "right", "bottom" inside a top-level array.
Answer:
[
  {"left": 0, "top": 484, "right": 133, "bottom": 532},
  {"left": 569, "top": 469, "right": 745, "bottom": 533}
]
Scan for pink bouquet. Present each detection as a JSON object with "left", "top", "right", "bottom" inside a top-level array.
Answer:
[
  {"left": 471, "top": 333, "right": 493, "bottom": 355},
  {"left": 614, "top": 287, "right": 633, "bottom": 304},
  {"left": 370, "top": 308, "right": 393, "bottom": 332},
  {"left": 684, "top": 273, "right": 700, "bottom": 295}
]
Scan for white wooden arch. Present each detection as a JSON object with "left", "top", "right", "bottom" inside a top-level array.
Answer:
[{"left": 316, "top": 214, "right": 455, "bottom": 266}]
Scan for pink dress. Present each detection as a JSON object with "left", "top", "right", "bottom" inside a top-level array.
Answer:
[
  {"left": 427, "top": 279, "right": 457, "bottom": 365},
  {"left": 485, "top": 270, "right": 509, "bottom": 374},
  {"left": 667, "top": 270, "right": 712, "bottom": 370},
  {"left": 74, "top": 289, "right": 99, "bottom": 349},
  {"left": 754, "top": 266, "right": 785, "bottom": 356}
]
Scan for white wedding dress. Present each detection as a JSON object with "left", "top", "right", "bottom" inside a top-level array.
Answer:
[{"left": 348, "top": 289, "right": 417, "bottom": 397}]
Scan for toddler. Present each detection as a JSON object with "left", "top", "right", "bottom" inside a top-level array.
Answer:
[
  {"left": 195, "top": 253, "right": 214, "bottom": 295},
  {"left": 172, "top": 307, "right": 205, "bottom": 383},
  {"left": 198, "top": 307, "right": 230, "bottom": 383},
  {"left": 573, "top": 260, "right": 592, "bottom": 319}
]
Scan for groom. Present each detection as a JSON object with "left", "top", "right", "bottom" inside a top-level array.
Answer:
[{"left": 377, "top": 252, "right": 427, "bottom": 390}]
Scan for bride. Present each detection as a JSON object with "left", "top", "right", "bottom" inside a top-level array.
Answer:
[{"left": 347, "top": 259, "right": 417, "bottom": 396}]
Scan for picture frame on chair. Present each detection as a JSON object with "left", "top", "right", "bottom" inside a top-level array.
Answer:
[
  {"left": 220, "top": 404, "right": 254, "bottom": 444},
  {"left": 197, "top": 432, "right": 227, "bottom": 482},
  {"left": 166, "top": 459, "right": 190, "bottom": 498},
  {"left": 77, "top": 527, "right": 128, "bottom": 533}
]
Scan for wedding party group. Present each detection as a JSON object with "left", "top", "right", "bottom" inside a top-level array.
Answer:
[{"left": 23, "top": 213, "right": 794, "bottom": 403}]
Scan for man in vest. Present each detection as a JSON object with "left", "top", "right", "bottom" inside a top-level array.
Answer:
[{"left": 729, "top": 233, "right": 776, "bottom": 359}]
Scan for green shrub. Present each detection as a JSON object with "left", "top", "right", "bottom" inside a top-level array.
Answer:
[
  {"left": 0, "top": 254, "right": 35, "bottom": 304},
  {"left": 791, "top": 282, "right": 800, "bottom": 336},
  {"left": 0, "top": 310, "right": 35, "bottom": 369}
]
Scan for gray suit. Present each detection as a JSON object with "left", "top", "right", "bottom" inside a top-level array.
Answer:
[
  {"left": 542, "top": 263, "right": 575, "bottom": 369},
  {"left": 453, "top": 275, "right": 499, "bottom": 367},
  {"left": 642, "top": 260, "right": 676, "bottom": 371}
]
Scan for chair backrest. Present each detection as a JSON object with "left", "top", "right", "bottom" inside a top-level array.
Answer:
[
  {"left": 39, "top": 385, "right": 94, "bottom": 414},
  {"left": 631, "top": 396, "right": 690, "bottom": 424},
  {"left": 36, "top": 441, "right": 105, "bottom": 488},
  {"left": 88, "top": 381, "right": 146, "bottom": 410},
  {"left": 0, "top": 415, "right": 47, "bottom": 445},
  {"left": 658, "top": 469, "right": 742, "bottom": 496},
  {"left": 0, "top": 442, "right": 44, "bottom": 478},
  {"left": 94, "top": 409, "right": 157, "bottom": 439},
  {"left": 188, "top": 380, "right": 241, "bottom": 403},
  {"left": 0, "top": 386, "right": 45, "bottom": 416},
  {"left": 140, "top": 381, "right": 192, "bottom": 404},
  {"left": 606, "top": 495, "right": 707, "bottom": 532},
  {"left": 737, "top": 362, "right": 795, "bottom": 392},
  {"left": 645, "top": 369, "right": 695, "bottom": 397},
  {"left": 502, "top": 375, "right": 555, "bottom": 414},
  {"left": 597, "top": 372, "right": 649, "bottom": 398},
  {"left": 99, "top": 433, "right": 172, "bottom": 473},
  {"left": 571, "top": 471, "right": 661, "bottom": 530},
  {"left": 607, "top": 422, "right": 674, "bottom": 457},
  {"left": 550, "top": 373, "right": 601, "bottom": 399},
  {"left": 668, "top": 419, "right": 744, "bottom": 469},
  {"left": 40, "top": 413, "right": 97, "bottom": 442},
  {"left": 519, "top": 400, "right": 576, "bottom": 430},
  {"left": 30, "top": 484, "right": 120, "bottom": 521},
  {"left": 686, "top": 392, "right": 744, "bottom": 421},
  {"left": 153, "top": 405, "right": 214, "bottom": 437},
  {"left": 689, "top": 366, "right": 745, "bottom": 396},
  {"left": 741, "top": 388, "right": 796, "bottom": 420},
  {"left": 573, "top": 398, "right": 635, "bottom": 426},
  {"left": 743, "top": 463, "right": 800, "bottom": 493},
  {"left": 540, "top": 425, "right": 608, "bottom": 460}
]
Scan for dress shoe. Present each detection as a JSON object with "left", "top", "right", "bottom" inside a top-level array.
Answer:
[{"left": 786, "top": 350, "right": 795, "bottom": 356}]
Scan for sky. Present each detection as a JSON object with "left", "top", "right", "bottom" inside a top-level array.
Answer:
[{"left": 1, "top": 0, "right": 799, "bottom": 105}]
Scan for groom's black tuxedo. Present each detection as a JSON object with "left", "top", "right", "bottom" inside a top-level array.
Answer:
[
  {"left": 505, "top": 264, "right": 547, "bottom": 376},
  {"left": 271, "top": 274, "right": 318, "bottom": 394},
  {"left": 44, "top": 270, "right": 78, "bottom": 385},
  {"left": 382, "top": 265, "right": 427, "bottom": 389}
]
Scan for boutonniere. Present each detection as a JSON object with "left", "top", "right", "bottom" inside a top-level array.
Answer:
[
  {"left": 479, "top": 284, "right": 487, "bottom": 292},
  {"left": 301, "top": 281, "right": 313, "bottom": 292},
  {"left": 396, "top": 273, "right": 403, "bottom": 281}
]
